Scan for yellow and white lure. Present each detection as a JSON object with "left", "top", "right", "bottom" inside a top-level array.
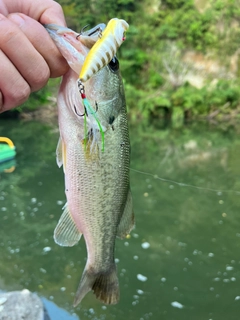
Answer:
[
  {"left": 79, "top": 18, "right": 129, "bottom": 82},
  {"left": 78, "top": 18, "right": 129, "bottom": 152}
]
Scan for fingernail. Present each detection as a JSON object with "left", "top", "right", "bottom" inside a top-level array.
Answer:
[{"left": 8, "top": 13, "right": 25, "bottom": 28}]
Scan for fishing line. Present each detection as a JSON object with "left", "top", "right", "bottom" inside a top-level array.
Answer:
[{"left": 130, "top": 168, "right": 240, "bottom": 195}]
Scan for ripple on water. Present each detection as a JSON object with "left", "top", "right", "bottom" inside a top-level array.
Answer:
[
  {"left": 141, "top": 242, "right": 150, "bottom": 249},
  {"left": 137, "top": 274, "right": 148, "bottom": 282},
  {"left": 226, "top": 266, "right": 234, "bottom": 271},
  {"left": 137, "top": 289, "right": 144, "bottom": 295},
  {"left": 43, "top": 247, "right": 51, "bottom": 253},
  {"left": 171, "top": 301, "right": 184, "bottom": 309}
]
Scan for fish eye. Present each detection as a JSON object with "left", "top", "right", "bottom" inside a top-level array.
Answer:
[{"left": 108, "top": 56, "right": 119, "bottom": 72}]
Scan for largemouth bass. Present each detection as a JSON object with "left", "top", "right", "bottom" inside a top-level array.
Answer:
[{"left": 45, "top": 23, "right": 134, "bottom": 306}]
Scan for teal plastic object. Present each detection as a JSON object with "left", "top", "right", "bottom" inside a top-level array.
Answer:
[{"left": 0, "top": 137, "right": 16, "bottom": 164}]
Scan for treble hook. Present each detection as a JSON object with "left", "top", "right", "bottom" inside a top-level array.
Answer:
[
  {"left": 74, "top": 102, "right": 98, "bottom": 118},
  {"left": 88, "top": 26, "right": 103, "bottom": 38},
  {"left": 74, "top": 105, "right": 85, "bottom": 117},
  {"left": 76, "top": 24, "right": 90, "bottom": 39}
]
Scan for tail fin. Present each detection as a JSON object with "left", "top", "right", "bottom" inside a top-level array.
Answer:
[{"left": 73, "top": 265, "right": 119, "bottom": 307}]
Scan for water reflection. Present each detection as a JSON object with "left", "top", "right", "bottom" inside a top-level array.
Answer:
[{"left": 1, "top": 119, "right": 240, "bottom": 319}]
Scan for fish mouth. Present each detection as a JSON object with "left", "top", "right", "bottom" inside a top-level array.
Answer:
[
  {"left": 44, "top": 24, "right": 70, "bottom": 33},
  {"left": 45, "top": 23, "right": 106, "bottom": 50},
  {"left": 45, "top": 23, "right": 119, "bottom": 78},
  {"left": 44, "top": 24, "right": 89, "bottom": 73},
  {"left": 44, "top": 24, "right": 80, "bottom": 45},
  {"left": 44, "top": 24, "right": 78, "bottom": 41},
  {"left": 45, "top": 23, "right": 106, "bottom": 36}
]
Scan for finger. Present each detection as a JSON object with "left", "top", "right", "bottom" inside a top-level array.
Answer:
[
  {"left": 37, "top": 1, "right": 67, "bottom": 26},
  {"left": 0, "top": 13, "right": 50, "bottom": 92},
  {"left": 0, "top": 50, "right": 30, "bottom": 112},
  {"left": 0, "top": 91, "right": 3, "bottom": 111},
  {"left": 0, "top": 2, "right": 8, "bottom": 15},
  {"left": 8, "top": 13, "right": 69, "bottom": 78},
  {"left": 6, "top": 0, "right": 66, "bottom": 26}
]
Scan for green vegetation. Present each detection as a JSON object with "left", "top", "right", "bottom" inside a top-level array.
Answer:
[{"left": 20, "top": 0, "right": 240, "bottom": 125}]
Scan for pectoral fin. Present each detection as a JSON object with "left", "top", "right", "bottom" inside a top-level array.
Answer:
[
  {"left": 117, "top": 189, "right": 134, "bottom": 239},
  {"left": 54, "top": 203, "right": 82, "bottom": 247},
  {"left": 56, "top": 137, "right": 63, "bottom": 168},
  {"left": 56, "top": 137, "right": 67, "bottom": 172}
]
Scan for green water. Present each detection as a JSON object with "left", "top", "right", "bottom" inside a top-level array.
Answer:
[{"left": 1, "top": 119, "right": 240, "bottom": 320}]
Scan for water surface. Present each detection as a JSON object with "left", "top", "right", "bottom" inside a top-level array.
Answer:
[{"left": 0, "top": 119, "right": 240, "bottom": 320}]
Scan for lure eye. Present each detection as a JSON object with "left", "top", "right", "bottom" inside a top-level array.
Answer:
[{"left": 108, "top": 56, "right": 119, "bottom": 72}]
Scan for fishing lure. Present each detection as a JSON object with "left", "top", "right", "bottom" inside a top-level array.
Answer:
[
  {"left": 77, "top": 79, "right": 105, "bottom": 152},
  {"left": 79, "top": 18, "right": 129, "bottom": 82}
]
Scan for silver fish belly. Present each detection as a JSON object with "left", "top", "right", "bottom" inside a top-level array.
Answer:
[{"left": 45, "top": 23, "right": 134, "bottom": 306}]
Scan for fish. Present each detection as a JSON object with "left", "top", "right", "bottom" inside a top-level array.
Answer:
[
  {"left": 79, "top": 18, "right": 129, "bottom": 82},
  {"left": 45, "top": 22, "right": 134, "bottom": 306}
]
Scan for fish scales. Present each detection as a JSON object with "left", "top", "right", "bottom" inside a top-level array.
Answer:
[
  {"left": 45, "top": 21, "right": 134, "bottom": 307},
  {"left": 58, "top": 70, "right": 131, "bottom": 304}
]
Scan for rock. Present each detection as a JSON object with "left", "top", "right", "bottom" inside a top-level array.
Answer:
[{"left": 0, "top": 289, "right": 50, "bottom": 320}]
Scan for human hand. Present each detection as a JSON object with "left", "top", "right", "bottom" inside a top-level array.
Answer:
[{"left": 0, "top": 0, "right": 69, "bottom": 112}]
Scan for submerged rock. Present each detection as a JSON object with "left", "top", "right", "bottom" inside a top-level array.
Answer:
[{"left": 0, "top": 289, "right": 49, "bottom": 320}]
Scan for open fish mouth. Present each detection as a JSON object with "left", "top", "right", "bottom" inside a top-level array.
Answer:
[{"left": 45, "top": 23, "right": 105, "bottom": 51}]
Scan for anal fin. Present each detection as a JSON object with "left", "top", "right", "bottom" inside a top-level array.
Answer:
[
  {"left": 117, "top": 189, "right": 134, "bottom": 239},
  {"left": 54, "top": 203, "right": 82, "bottom": 247}
]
